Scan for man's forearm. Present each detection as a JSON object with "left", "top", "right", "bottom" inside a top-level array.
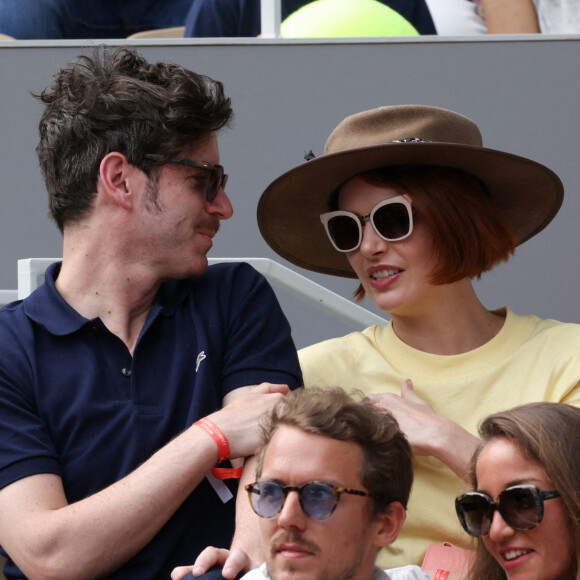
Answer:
[
  {"left": 0, "top": 385, "right": 287, "bottom": 579},
  {"left": 0, "top": 424, "right": 218, "bottom": 580}
]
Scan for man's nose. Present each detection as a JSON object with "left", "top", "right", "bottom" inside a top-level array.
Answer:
[{"left": 276, "top": 491, "right": 307, "bottom": 531}]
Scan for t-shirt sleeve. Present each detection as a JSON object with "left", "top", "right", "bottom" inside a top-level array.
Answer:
[
  {"left": 208, "top": 262, "right": 303, "bottom": 395},
  {"left": 0, "top": 319, "right": 61, "bottom": 490},
  {"left": 559, "top": 379, "right": 580, "bottom": 407}
]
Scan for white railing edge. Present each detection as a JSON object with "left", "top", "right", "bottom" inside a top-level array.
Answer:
[
  {"left": 17, "top": 257, "right": 387, "bottom": 329},
  {"left": 209, "top": 257, "right": 387, "bottom": 328}
]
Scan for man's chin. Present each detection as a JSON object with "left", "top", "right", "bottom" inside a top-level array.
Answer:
[
  {"left": 184, "top": 254, "right": 209, "bottom": 278},
  {"left": 267, "top": 558, "right": 317, "bottom": 580}
]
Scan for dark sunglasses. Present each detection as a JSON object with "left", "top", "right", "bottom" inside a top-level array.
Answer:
[
  {"left": 455, "top": 484, "right": 561, "bottom": 537},
  {"left": 245, "top": 480, "right": 377, "bottom": 520},
  {"left": 143, "top": 153, "right": 228, "bottom": 202},
  {"left": 320, "top": 195, "right": 413, "bottom": 253}
]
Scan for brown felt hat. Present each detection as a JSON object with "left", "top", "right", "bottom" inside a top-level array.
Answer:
[{"left": 257, "top": 104, "right": 564, "bottom": 278}]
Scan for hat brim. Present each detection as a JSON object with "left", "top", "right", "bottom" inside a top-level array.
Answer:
[{"left": 257, "top": 142, "right": 564, "bottom": 278}]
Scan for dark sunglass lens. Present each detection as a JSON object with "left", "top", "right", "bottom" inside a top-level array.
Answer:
[
  {"left": 301, "top": 483, "right": 337, "bottom": 519},
  {"left": 501, "top": 487, "right": 540, "bottom": 530},
  {"left": 327, "top": 216, "right": 360, "bottom": 251},
  {"left": 206, "top": 167, "right": 223, "bottom": 202},
  {"left": 458, "top": 495, "right": 491, "bottom": 537},
  {"left": 253, "top": 482, "right": 284, "bottom": 518},
  {"left": 373, "top": 203, "right": 410, "bottom": 240}
]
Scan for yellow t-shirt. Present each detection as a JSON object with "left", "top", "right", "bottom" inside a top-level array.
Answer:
[{"left": 298, "top": 307, "right": 580, "bottom": 568}]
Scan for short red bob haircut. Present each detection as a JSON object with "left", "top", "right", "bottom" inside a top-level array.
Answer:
[{"left": 333, "top": 166, "right": 518, "bottom": 302}]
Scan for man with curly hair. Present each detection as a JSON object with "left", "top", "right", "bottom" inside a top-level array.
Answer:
[{"left": 0, "top": 47, "right": 301, "bottom": 579}]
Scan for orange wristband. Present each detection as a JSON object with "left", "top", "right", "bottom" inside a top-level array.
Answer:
[
  {"left": 211, "top": 466, "right": 243, "bottom": 480},
  {"left": 194, "top": 417, "right": 230, "bottom": 464}
]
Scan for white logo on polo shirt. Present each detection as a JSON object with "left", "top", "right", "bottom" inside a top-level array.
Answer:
[{"left": 195, "top": 351, "right": 206, "bottom": 372}]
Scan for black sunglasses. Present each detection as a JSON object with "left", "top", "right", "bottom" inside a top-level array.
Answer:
[
  {"left": 143, "top": 153, "right": 228, "bottom": 202},
  {"left": 245, "top": 480, "right": 378, "bottom": 520},
  {"left": 320, "top": 195, "right": 413, "bottom": 253},
  {"left": 455, "top": 484, "right": 561, "bottom": 537}
]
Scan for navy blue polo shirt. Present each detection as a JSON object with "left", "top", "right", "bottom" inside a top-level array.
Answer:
[{"left": 0, "top": 261, "right": 302, "bottom": 579}]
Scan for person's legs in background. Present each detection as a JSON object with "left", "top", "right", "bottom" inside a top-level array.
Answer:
[
  {"left": 121, "top": 0, "right": 192, "bottom": 36},
  {"left": 0, "top": 0, "right": 67, "bottom": 39},
  {"left": 0, "top": 0, "right": 191, "bottom": 39}
]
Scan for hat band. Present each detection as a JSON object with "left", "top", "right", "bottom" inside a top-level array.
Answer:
[{"left": 390, "top": 137, "right": 432, "bottom": 143}]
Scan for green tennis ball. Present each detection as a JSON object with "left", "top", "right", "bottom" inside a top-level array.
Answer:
[{"left": 281, "top": 0, "right": 419, "bottom": 38}]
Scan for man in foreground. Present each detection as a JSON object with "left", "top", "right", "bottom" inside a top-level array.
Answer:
[
  {"left": 173, "top": 387, "right": 429, "bottom": 580},
  {"left": 0, "top": 47, "right": 301, "bottom": 579}
]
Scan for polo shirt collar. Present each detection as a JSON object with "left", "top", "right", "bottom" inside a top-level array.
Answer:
[{"left": 24, "top": 261, "right": 193, "bottom": 336}]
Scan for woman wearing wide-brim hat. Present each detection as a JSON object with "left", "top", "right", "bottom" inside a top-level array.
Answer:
[{"left": 258, "top": 104, "right": 580, "bottom": 569}]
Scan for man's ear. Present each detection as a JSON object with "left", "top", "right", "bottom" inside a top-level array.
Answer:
[
  {"left": 373, "top": 501, "right": 407, "bottom": 548},
  {"left": 99, "top": 152, "right": 137, "bottom": 211}
]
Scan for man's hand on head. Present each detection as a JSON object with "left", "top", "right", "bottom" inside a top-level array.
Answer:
[{"left": 206, "top": 384, "right": 290, "bottom": 459}]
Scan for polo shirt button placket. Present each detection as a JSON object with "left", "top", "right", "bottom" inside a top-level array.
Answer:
[{"left": 121, "top": 367, "right": 132, "bottom": 377}]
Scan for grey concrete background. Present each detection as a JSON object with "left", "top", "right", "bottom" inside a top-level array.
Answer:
[{"left": 0, "top": 36, "right": 579, "bottom": 347}]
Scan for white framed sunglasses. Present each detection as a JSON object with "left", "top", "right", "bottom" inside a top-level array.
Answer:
[{"left": 320, "top": 195, "right": 413, "bottom": 253}]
